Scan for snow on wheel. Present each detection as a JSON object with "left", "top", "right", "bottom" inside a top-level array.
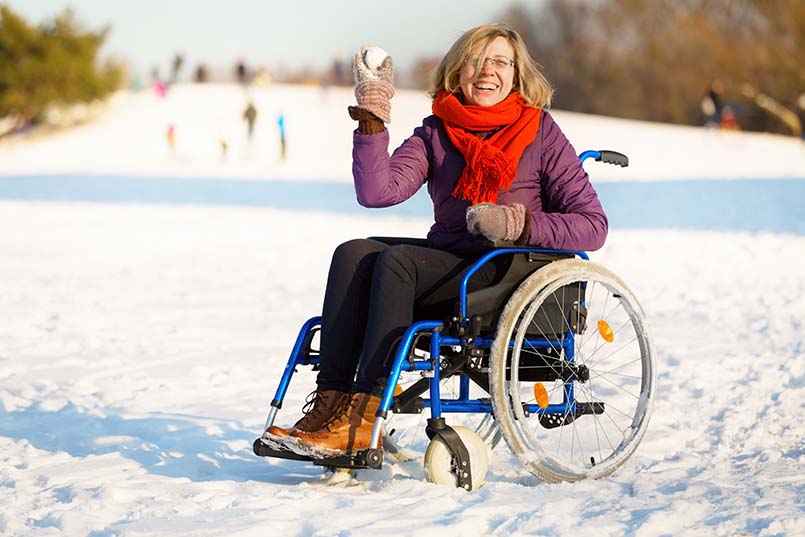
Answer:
[
  {"left": 424, "top": 426, "right": 489, "bottom": 490},
  {"left": 489, "top": 259, "right": 656, "bottom": 482}
]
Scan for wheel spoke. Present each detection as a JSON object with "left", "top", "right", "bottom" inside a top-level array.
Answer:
[
  {"left": 583, "top": 332, "right": 639, "bottom": 370},
  {"left": 579, "top": 305, "right": 630, "bottom": 363},
  {"left": 589, "top": 357, "right": 643, "bottom": 378}
]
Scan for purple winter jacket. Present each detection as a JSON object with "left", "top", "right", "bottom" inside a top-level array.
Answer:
[{"left": 352, "top": 110, "right": 608, "bottom": 253}]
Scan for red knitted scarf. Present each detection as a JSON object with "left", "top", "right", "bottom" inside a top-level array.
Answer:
[{"left": 432, "top": 91, "right": 541, "bottom": 204}]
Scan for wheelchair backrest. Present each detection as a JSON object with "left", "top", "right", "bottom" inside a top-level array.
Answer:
[{"left": 463, "top": 252, "right": 583, "bottom": 338}]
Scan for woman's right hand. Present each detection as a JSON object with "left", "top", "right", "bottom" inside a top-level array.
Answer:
[
  {"left": 466, "top": 203, "right": 529, "bottom": 243},
  {"left": 353, "top": 45, "right": 394, "bottom": 124}
]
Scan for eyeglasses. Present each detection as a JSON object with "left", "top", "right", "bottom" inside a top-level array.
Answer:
[{"left": 466, "top": 55, "right": 515, "bottom": 71}]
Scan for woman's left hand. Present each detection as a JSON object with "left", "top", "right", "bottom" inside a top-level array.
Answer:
[{"left": 466, "top": 203, "right": 527, "bottom": 242}]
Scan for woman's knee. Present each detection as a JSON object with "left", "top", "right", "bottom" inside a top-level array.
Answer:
[
  {"left": 328, "top": 239, "right": 387, "bottom": 281},
  {"left": 375, "top": 244, "right": 418, "bottom": 283},
  {"left": 332, "top": 238, "right": 385, "bottom": 265}
]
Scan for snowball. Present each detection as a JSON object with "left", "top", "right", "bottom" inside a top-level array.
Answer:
[{"left": 363, "top": 47, "right": 389, "bottom": 70}]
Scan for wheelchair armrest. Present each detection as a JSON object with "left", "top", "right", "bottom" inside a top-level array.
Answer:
[{"left": 367, "top": 236, "right": 430, "bottom": 248}]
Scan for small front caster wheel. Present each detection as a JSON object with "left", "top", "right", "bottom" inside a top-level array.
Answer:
[{"left": 424, "top": 426, "right": 488, "bottom": 490}]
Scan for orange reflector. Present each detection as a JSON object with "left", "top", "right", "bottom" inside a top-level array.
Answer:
[
  {"left": 533, "top": 383, "right": 549, "bottom": 408},
  {"left": 394, "top": 384, "right": 403, "bottom": 396},
  {"left": 598, "top": 319, "right": 614, "bottom": 342}
]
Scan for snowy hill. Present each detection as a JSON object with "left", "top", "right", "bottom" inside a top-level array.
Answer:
[
  {"left": 1, "top": 83, "right": 804, "bottom": 182},
  {"left": 0, "top": 83, "right": 803, "bottom": 536}
]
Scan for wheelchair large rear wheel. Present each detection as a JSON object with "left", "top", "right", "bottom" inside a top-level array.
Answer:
[{"left": 489, "top": 259, "right": 656, "bottom": 482}]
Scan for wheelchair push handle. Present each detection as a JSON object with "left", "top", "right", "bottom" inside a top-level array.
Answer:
[
  {"left": 578, "top": 149, "right": 629, "bottom": 167},
  {"left": 488, "top": 149, "right": 626, "bottom": 248}
]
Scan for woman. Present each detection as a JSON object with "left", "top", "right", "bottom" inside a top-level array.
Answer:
[{"left": 263, "top": 24, "right": 607, "bottom": 456}]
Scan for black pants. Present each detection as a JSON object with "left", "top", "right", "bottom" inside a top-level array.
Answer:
[{"left": 316, "top": 238, "right": 515, "bottom": 395}]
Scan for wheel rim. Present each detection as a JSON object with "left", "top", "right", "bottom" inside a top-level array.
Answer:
[{"left": 503, "top": 266, "right": 655, "bottom": 480}]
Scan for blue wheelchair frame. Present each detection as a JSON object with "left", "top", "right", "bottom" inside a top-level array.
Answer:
[{"left": 257, "top": 150, "right": 627, "bottom": 470}]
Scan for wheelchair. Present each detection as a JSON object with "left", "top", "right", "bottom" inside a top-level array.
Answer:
[{"left": 254, "top": 150, "right": 656, "bottom": 489}]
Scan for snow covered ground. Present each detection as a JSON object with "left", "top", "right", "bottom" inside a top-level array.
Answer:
[{"left": 1, "top": 84, "right": 803, "bottom": 536}]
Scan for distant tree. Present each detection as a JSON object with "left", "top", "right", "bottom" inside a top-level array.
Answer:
[
  {"left": 0, "top": 5, "right": 122, "bottom": 121},
  {"left": 593, "top": 0, "right": 805, "bottom": 133},
  {"left": 402, "top": 0, "right": 803, "bottom": 134},
  {"left": 407, "top": 57, "right": 440, "bottom": 91},
  {"left": 509, "top": 0, "right": 609, "bottom": 114}
]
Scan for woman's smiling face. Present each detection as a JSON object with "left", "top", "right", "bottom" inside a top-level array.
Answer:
[{"left": 459, "top": 36, "right": 516, "bottom": 107}]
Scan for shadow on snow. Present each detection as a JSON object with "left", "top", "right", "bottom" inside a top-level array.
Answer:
[{"left": 0, "top": 401, "right": 323, "bottom": 485}]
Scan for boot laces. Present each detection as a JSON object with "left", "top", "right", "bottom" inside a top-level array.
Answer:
[
  {"left": 321, "top": 394, "right": 358, "bottom": 431},
  {"left": 299, "top": 390, "right": 334, "bottom": 423}
]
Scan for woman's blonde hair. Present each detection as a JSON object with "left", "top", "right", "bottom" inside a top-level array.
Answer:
[{"left": 429, "top": 24, "right": 553, "bottom": 108}]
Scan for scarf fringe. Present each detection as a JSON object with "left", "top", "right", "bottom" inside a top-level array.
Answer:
[
  {"left": 432, "top": 91, "right": 541, "bottom": 205},
  {"left": 451, "top": 142, "right": 515, "bottom": 203}
]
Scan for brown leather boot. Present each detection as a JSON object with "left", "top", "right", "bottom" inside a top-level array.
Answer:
[
  {"left": 263, "top": 389, "right": 349, "bottom": 439},
  {"left": 290, "top": 392, "right": 382, "bottom": 454}
]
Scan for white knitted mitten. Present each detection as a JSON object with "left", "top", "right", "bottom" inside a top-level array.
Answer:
[{"left": 353, "top": 45, "right": 394, "bottom": 123}]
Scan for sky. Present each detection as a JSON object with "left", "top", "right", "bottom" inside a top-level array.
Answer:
[{"left": 4, "top": 0, "right": 536, "bottom": 80}]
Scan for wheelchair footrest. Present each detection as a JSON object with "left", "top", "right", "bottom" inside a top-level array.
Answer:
[
  {"left": 312, "top": 448, "right": 384, "bottom": 470},
  {"left": 253, "top": 438, "right": 383, "bottom": 469},
  {"left": 253, "top": 438, "right": 315, "bottom": 462},
  {"left": 539, "top": 401, "right": 605, "bottom": 429}
]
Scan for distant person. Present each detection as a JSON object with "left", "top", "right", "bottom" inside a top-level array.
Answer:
[
  {"left": 701, "top": 80, "right": 725, "bottom": 129},
  {"left": 797, "top": 93, "right": 805, "bottom": 141},
  {"left": 243, "top": 101, "right": 258, "bottom": 141},
  {"left": 277, "top": 113, "right": 286, "bottom": 159},
  {"left": 151, "top": 66, "right": 167, "bottom": 97},
  {"left": 261, "top": 24, "right": 607, "bottom": 456},
  {"left": 235, "top": 60, "right": 248, "bottom": 85},
  {"left": 195, "top": 65, "right": 209, "bottom": 83},
  {"left": 220, "top": 137, "right": 229, "bottom": 161},
  {"left": 171, "top": 53, "right": 184, "bottom": 84},
  {"left": 166, "top": 124, "right": 176, "bottom": 155},
  {"left": 718, "top": 105, "right": 740, "bottom": 131},
  {"left": 153, "top": 80, "right": 167, "bottom": 98}
]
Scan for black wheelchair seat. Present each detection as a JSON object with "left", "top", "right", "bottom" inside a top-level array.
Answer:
[{"left": 369, "top": 236, "right": 576, "bottom": 337}]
